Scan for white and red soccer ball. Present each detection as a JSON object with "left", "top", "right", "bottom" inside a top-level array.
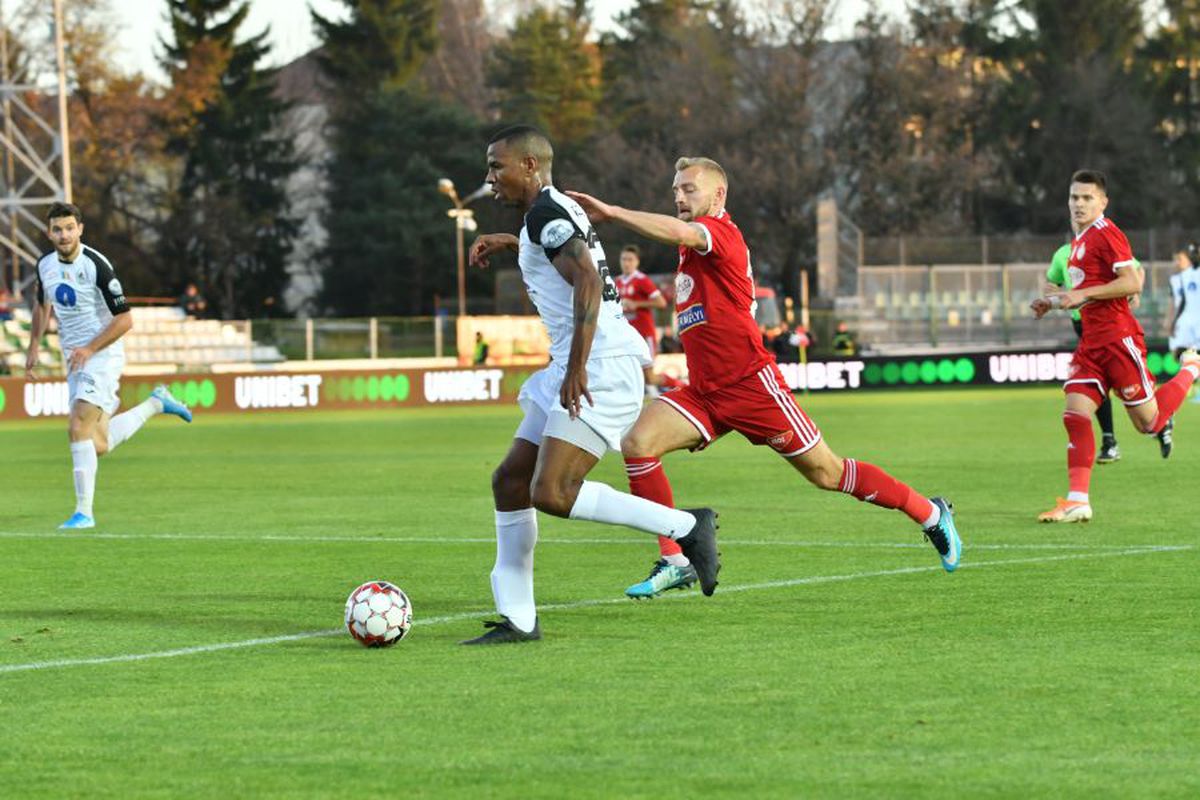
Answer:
[{"left": 344, "top": 580, "right": 413, "bottom": 647}]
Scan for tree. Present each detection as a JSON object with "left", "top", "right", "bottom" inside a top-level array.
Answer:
[
  {"left": 1143, "top": 0, "right": 1200, "bottom": 224},
  {"left": 487, "top": 1, "right": 602, "bottom": 146},
  {"left": 160, "top": 0, "right": 299, "bottom": 318},
  {"left": 973, "top": 0, "right": 1164, "bottom": 231},
  {"left": 314, "top": 0, "right": 486, "bottom": 316}
]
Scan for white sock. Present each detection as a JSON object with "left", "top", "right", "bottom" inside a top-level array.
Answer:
[
  {"left": 921, "top": 503, "right": 941, "bottom": 530},
  {"left": 107, "top": 396, "right": 162, "bottom": 452},
  {"left": 568, "top": 480, "right": 696, "bottom": 539},
  {"left": 490, "top": 508, "right": 538, "bottom": 633},
  {"left": 69, "top": 440, "right": 97, "bottom": 517},
  {"left": 662, "top": 553, "right": 690, "bottom": 567},
  {"left": 1066, "top": 491, "right": 1089, "bottom": 503}
]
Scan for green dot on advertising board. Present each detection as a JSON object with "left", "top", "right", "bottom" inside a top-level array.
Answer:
[
  {"left": 901, "top": 362, "right": 920, "bottom": 384},
  {"left": 366, "top": 375, "right": 380, "bottom": 402},
  {"left": 1163, "top": 353, "right": 1180, "bottom": 376},
  {"left": 169, "top": 381, "right": 184, "bottom": 400},
  {"left": 0, "top": 386, "right": 5, "bottom": 413},
  {"left": 936, "top": 359, "right": 955, "bottom": 383},
  {"left": 338, "top": 377, "right": 352, "bottom": 401},
  {"left": 379, "top": 374, "right": 394, "bottom": 401},
  {"left": 919, "top": 361, "right": 938, "bottom": 384},
  {"left": 863, "top": 363, "right": 882, "bottom": 384},
  {"left": 955, "top": 358, "right": 975, "bottom": 383},
  {"left": 352, "top": 376, "right": 366, "bottom": 401},
  {"left": 1146, "top": 351, "right": 1163, "bottom": 376},
  {"left": 394, "top": 374, "right": 410, "bottom": 401},
  {"left": 183, "top": 380, "right": 201, "bottom": 407},
  {"left": 882, "top": 362, "right": 901, "bottom": 385},
  {"left": 199, "top": 379, "right": 216, "bottom": 408}
]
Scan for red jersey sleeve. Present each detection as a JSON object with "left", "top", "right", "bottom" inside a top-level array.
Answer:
[
  {"left": 634, "top": 273, "right": 660, "bottom": 299},
  {"left": 694, "top": 214, "right": 741, "bottom": 261},
  {"left": 1102, "top": 224, "right": 1135, "bottom": 270}
]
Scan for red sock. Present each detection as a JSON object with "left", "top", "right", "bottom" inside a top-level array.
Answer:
[
  {"left": 837, "top": 458, "right": 934, "bottom": 526},
  {"left": 1149, "top": 368, "right": 1198, "bottom": 432},
  {"left": 624, "top": 456, "right": 682, "bottom": 557},
  {"left": 1063, "top": 410, "right": 1094, "bottom": 496}
]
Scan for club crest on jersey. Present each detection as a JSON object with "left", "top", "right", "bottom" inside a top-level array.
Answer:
[
  {"left": 675, "top": 272, "right": 695, "bottom": 304},
  {"left": 108, "top": 278, "right": 123, "bottom": 296},
  {"left": 1068, "top": 267, "right": 1085, "bottom": 288},
  {"left": 676, "top": 304, "right": 706, "bottom": 334},
  {"left": 767, "top": 430, "right": 794, "bottom": 450}
]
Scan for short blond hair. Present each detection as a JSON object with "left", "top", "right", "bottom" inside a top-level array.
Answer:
[{"left": 674, "top": 156, "right": 727, "bottom": 187}]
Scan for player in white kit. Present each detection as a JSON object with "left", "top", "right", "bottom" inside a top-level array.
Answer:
[
  {"left": 1168, "top": 245, "right": 1200, "bottom": 404},
  {"left": 24, "top": 203, "right": 193, "bottom": 529},
  {"left": 461, "top": 127, "right": 720, "bottom": 644}
]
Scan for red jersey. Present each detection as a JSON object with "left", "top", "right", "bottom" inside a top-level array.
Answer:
[
  {"left": 1068, "top": 216, "right": 1143, "bottom": 346},
  {"left": 675, "top": 210, "right": 773, "bottom": 393},
  {"left": 615, "top": 270, "right": 660, "bottom": 341}
]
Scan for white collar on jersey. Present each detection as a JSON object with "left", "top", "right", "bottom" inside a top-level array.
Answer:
[{"left": 1073, "top": 215, "right": 1107, "bottom": 240}]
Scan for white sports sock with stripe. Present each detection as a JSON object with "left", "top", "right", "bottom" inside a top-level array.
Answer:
[{"left": 69, "top": 440, "right": 97, "bottom": 517}]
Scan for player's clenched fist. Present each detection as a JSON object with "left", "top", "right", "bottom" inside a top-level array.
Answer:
[{"left": 468, "top": 233, "right": 518, "bottom": 269}]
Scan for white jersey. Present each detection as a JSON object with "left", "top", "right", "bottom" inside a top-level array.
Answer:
[
  {"left": 36, "top": 244, "right": 129, "bottom": 357},
  {"left": 519, "top": 186, "right": 649, "bottom": 364},
  {"left": 1170, "top": 269, "right": 1200, "bottom": 324}
]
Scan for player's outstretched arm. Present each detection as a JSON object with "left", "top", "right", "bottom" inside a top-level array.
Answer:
[
  {"left": 565, "top": 190, "right": 707, "bottom": 250},
  {"left": 468, "top": 233, "right": 519, "bottom": 269}
]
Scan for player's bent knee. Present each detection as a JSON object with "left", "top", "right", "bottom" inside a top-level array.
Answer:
[{"left": 529, "top": 478, "right": 574, "bottom": 518}]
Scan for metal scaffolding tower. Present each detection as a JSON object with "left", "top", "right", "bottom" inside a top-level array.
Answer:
[{"left": 0, "top": 0, "right": 71, "bottom": 298}]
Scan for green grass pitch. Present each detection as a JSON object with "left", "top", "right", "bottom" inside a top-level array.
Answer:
[{"left": 1, "top": 387, "right": 1197, "bottom": 798}]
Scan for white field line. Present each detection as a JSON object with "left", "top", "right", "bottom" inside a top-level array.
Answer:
[
  {"left": 0, "top": 545, "right": 1190, "bottom": 676},
  {"left": 0, "top": 530, "right": 1169, "bottom": 552}
]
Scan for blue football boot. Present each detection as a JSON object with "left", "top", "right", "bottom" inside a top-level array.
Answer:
[
  {"left": 59, "top": 512, "right": 95, "bottom": 530},
  {"left": 153, "top": 385, "right": 193, "bottom": 422},
  {"left": 923, "top": 497, "right": 961, "bottom": 573},
  {"left": 625, "top": 559, "right": 699, "bottom": 599}
]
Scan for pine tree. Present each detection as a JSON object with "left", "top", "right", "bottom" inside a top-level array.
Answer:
[
  {"left": 314, "top": 0, "right": 484, "bottom": 316},
  {"left": 160, "top": 0, "right": 298, "bottom": 317},
  {"left": 487, "top": 1, "right": 602, "bottom": 146}
]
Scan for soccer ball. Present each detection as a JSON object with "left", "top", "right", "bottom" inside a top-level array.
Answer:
[{"left": 344, "top": 580, "right": 413, "bottom": 647}]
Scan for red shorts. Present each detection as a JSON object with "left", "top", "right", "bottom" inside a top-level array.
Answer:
[
  {"left": 658, "top": 362, "right": 822, "bottom": 456},
  {"left": 1064, "top": 335, "right": 1156, "bottom": 407}
]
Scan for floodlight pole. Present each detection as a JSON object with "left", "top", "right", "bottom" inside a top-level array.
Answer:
[{"left": 52, "top": 0, "right": 70, "bottom": 202}]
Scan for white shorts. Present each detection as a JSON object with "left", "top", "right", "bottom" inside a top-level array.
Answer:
[
  {"left": 1169, "top": 319, "right": 1200, "bottom": 351},
  {"left": 67, "top": 349, "right": 124, "bottom": 415},
  {"left": 514, "top": 355, "right": 645, "bottom": 457}
]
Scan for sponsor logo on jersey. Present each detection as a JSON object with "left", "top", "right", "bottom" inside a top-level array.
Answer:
[
  {"left": 54, "top": 283, "right": 77, "bottom": 308},
  {"left": 675, "top": 272, "right": 695, "bottom": 304},
  {"left": 539, "top": 218, "right": 576, "bottom": 250},
  {"left": 1121, "top": 384, "right": 1139, "bottom": 399},
  {"left": 767, "top": 430, "right": 794, "bottom": 450},
  {"left": 676, "top": 303, "right": 706, "bottom": 334},
  {"left": 1068, "top": 266, "right": 1085, "bottom": 288}
]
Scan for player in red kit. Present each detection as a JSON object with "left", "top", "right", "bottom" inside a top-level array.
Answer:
[
  {"left": 614, "top": 244, "right": 667, "bottom": 396},
  {"left": 1032, "top": 170, "right": 1200, "bottom": 522},
  {"left": 568, "top": 157, "right": 962, "bottom": 598}
]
